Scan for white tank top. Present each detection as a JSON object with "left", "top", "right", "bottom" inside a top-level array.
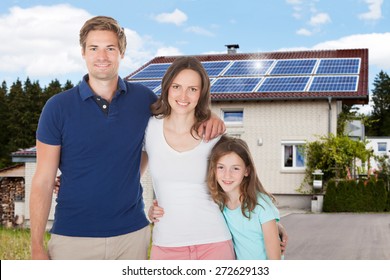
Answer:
[{"left": 144, "top": 117, "right": 231, "bottom": 247}]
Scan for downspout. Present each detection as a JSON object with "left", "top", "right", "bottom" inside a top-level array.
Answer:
[{"left": 328, "top": 97, "right": 332, "bottom": 135}]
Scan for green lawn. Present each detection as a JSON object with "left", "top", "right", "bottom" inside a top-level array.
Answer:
[{"left": 0, "top": 227, "right": 50, "bottom": 260}]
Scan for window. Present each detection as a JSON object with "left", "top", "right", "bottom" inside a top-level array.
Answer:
[
  {"left": 222, "top": 109, "right": 243, "bottom": 125},
  {"left": 378, "top": 142, "right": 387, "bottom": 152},
  {"left": 282, "top": 142, "right": 305, "bottom": 169}
]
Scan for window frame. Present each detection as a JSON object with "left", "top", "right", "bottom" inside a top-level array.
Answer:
[
  {"left": 377, "top": 142, "right": 387, "bottom": 152},
  {"left": 281, "top": 141, "right": 306, "bottom": 171},
  {"left": 221, "top": 109, "right": 244, "bottom": 126}
]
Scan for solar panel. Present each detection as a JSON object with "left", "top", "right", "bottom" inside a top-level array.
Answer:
[
  {"left": 127, "top": 55, "right": 363, "bottom": 96},
  {"left": 130, "top": 63, "right": 171, "bottom": 79},
  {"left": 211, "top": 77, "right": 262, "bottom": 93},
  {"left": 128, "top": 80, "right": 161, "bottom": 93},
  {"left": 202, "top": 61, "right": 231, "bottom": 77},
  {"left": 309, "top": 76, "right": 358, "bottom": 92},
  {"left": 270, "top": 59, "right": 317, "bottom": 75},
  {"left": 316, "top": 59, "right": 360, "bottom": 74},
  {"left": 223, "top": 60, "right": 274, "bottom": 76},
  {"left": 258, "top": 76, "right": 310, "bottom": 92}
]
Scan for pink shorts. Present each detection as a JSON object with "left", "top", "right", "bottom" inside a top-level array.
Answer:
[{"left": 150, "top": 239, "right": 235, "bottom": 260}]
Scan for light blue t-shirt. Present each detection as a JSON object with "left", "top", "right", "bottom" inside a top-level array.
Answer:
[{"left": 223, "top": 193, "right": 280, "bottom": 260}]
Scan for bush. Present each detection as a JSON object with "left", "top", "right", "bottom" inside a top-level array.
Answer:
[
  {"left": 323, "top": 178, "right": 387, "bottom": 212},
  {"left": 323, "top": 180, "right": 337, "bottom": 212}
]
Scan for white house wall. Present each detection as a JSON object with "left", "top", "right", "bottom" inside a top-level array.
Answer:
[{"left": 366, "top": 137, "right": 390, "bottom": 170}]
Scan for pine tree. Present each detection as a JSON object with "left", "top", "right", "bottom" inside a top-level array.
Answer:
[
  {"left": 367, "top": 71, "right": 390, "bottom": 136},
  {"left": 0, "top": 81, "right": 11, "bottom": 168}
]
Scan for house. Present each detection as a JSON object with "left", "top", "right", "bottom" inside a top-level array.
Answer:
[
  {"left": 8, "top": 148, "right": 56, "bottom": 228},
  {"left": 9, "top": 48, "right": 369, "bottom": 227},
  {"left": 125, "top": 48, "right": 369, "bottom": 210},
  {"left": 366, "top": 137, "right": 390, "bottom": 170}
]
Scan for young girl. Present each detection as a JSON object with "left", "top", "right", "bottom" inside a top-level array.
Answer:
[{"left": 207, "top": 135, "right": 282, "bottom": 260}]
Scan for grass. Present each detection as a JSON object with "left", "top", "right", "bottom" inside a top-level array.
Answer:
[{"left": 0, "top": 227, "right": 50, "bottom": 260}]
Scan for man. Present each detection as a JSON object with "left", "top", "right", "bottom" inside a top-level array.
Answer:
[{"left": 30, "top": 16, "right": 225, "bottom": 260}]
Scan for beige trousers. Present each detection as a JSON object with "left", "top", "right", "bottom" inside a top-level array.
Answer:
[{"left": 48, "top": 225, "right": 151, "bottom": 260}]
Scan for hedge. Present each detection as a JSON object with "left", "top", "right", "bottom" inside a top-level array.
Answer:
[{"left": 323, "top": 178, "right": 389, "bottom": 212}]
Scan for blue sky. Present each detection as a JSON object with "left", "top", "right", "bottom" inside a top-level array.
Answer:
[{"left": 0, "top": 0, "right": 389, "bottom": 114}]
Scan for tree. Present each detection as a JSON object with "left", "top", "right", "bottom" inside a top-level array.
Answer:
[
  {"left": 299, "top": 134, "right": 371, "bottom": 193},
  {"left": 0, "top": 81, "right": 10, "bottom": 168},
  {"left": 0, "top": 78, "right": 73, "bottom": 167},
  {"left": 43, "top": 79, "right": 62, "bottom": 101},
  {"left": 63, "top": 80, "right": 74, "bottom": 91},
  {"left": 367, "top": 71, "right": 390, "bottom": 136},
  {"left": 6, "top": 79, "right": 26, "bottom": 153}
]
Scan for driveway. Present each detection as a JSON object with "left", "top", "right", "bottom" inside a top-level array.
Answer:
[{"left": 280, "top": 213, "right": 390, "bottom": 260}]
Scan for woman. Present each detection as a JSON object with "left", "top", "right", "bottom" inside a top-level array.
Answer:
[{"left": 143, "top": 56, "right": 235, "bottom": 260}]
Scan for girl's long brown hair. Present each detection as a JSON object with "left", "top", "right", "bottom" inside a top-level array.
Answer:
[
  {"left": 150, "top": 56, "right": 211, "bottom": 138},
  {"left": 207, "top": 135, "right": 275, "bottom": 218}
]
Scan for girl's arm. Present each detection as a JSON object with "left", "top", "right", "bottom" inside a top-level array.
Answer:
[{"left": 262, "top": 219, "right": 282, "bottom": 260}]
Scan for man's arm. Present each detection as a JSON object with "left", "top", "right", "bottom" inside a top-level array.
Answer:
[
  {"left": 197, "top": 112, "right": 226, "bottom": 141},
  {"left": 30, "top": 140, "right": 60, "bottom": 260}
]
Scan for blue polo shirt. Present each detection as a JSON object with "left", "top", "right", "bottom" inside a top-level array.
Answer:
[{"left": 36, "top": 75, "right": 157, "bottom": 237}]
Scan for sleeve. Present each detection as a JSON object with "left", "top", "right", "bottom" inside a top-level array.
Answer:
[
  {"left": 257, "top": 193, "right": 280, "bottom": 225},
  {"left": 36, "top": 96, "right": 63, "bottom": 146}
]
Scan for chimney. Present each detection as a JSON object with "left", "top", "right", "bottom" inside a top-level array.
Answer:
[{"left": 225, "top": 44, "right": 240, "bottom": 54}]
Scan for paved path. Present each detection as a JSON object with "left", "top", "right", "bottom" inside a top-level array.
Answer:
[{"left": 280, "top": 212, "right": 390, "bottom": 260}]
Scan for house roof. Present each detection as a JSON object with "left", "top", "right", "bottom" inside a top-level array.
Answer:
[
  {"left": 12, "top": 147, "right": 36, "bottom": 157},
  {"left": 11, "top": 147, "right": 37, "bottom": 162},
  {"left": 0, "top": 163, "right": 25, "bottom": 177},
  {"left": 125, "top": 48, "right": 368, "bottom": 105}
]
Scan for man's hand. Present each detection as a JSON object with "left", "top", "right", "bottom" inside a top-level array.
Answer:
[
  {"left": 31, "top": 246, "right": 50, "bottom": 260},
  {"left": 278, "top": 223, "right": 288, "bottom": 255},
  {"left": 197, "top": 113, "right": 225, "bottom": 141},
  {"left": 148, "top": 200, "right": 165, "bottom": 223}
]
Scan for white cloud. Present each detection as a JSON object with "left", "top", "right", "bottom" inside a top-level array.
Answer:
[
  {"left": 286, "top": 0, "right": 303, "bottom": 5},
  {"left": 288, "top": 1, "right": 330, "bottom": 37},
  {"left": 155, "top": 47, "right": 182, "bottom": 57},
  {"left": 185, "top": 26, "right": 214, "bottom": 37},
  {"left": 309, "top": 13, "right": 331, "bottom": 26},
  {"left": 296, "top": 28, "right": 312, "bottom": 36},
  {"left": 153, "top": 9, "right": 188, "bottom": 26},
  {"left": 0, "top": 4, "right": 90, "bottom": 78},
  {"left": 358, "top": 0, "right": 383, "bottom": 21},
  {"left": 0, "top": 4, "right": 181, "bottom": 85}
]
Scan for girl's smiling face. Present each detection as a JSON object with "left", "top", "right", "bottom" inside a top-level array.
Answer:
[{"left": 216, "top": 152, "right": 249, "bottom": 196}]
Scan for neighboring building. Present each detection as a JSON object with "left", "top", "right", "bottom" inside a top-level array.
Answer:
[
  {"left": 366, "top": 137, "right": 390, "bottom": 170},
  {"left": 9, "top": 48, "right": 369, "bottom": 227},
  {"left": 0, "top": 164, "right": 25, "bottom": 227},
  {"left": 9, "top": 147, "right": 57, "bottom": 229}
]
